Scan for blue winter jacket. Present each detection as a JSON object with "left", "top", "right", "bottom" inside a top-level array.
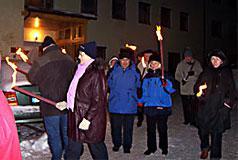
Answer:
[
  {"left": 139, "top": 69, "right": 176, "bottom": 108},
  {"left": 108, "top": 62, "right": 140, "bottom": 114}
]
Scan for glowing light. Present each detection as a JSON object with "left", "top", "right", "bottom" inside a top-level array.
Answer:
[
  {"left": 5, "top": 57, "right": 17, "bottom": 88},
  {"left": 125, "top": 44, "right": 137, "bottom": 51},
  {"left": 16, "top": 48, "right": 29, "bottom": 62},
  {"left": 34, "top": 17, "right": 40, "bottom": 28},
  {"left": 33, "top": 31, "right": 39, "bottom": 41},
  {"left": 196, "top": 83, "right": 207, "bottom": 97},
  {"left": 156, "top": 25, "right": 163, "bottom": 41}
]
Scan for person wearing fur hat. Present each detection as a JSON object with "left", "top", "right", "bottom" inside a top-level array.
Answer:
[
  {"left": 138, "top": 54, "right": 176, "bottom": 156},
  {"left": 66, "top": 41, "right": 108, "bottom": 159},
  {"left": 175, "top": 47, "right": 203, "bottom": 126},
  {"left": 28, "top": 36, "right": 76, "bottom": 160},
  {"left": 108, "top": 48, "right": 140, "bottom": 153},
  {"left": 194, "top": 49, "right": 237, "bottom": 160}
]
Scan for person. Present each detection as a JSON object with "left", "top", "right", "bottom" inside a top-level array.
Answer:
[
  {"left": 194, "top": 49, "right": 237, "bottom": 160},
  {"left": 175, "top": 48, "right": 203, "bottom": 126},
  {"left": 139, "top": 54, "right": 176, "bottom": 156},
  {"left": 27, "top": 36, "right": 76, "bottom": 160},
  {"left": 0, "top": 56, "right": 22, "bottom": 159},
  {"left": 136, "top": 49, "right": 154, "bottom": 127},
  {"left": 66, "top": 41, "right": 108, "bottom": 160},
  {"left": 108, "top": 48, "right": 140, "bottom": 153},
  {"left": 106, "top": 56, "right": 118, "bottom": 78}
]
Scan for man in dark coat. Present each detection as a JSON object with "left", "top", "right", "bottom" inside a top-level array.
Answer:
[
  {"left": 66, "top": 41, "right": 108, "bottom": 160},
  {"left": 28, "top": 36, "right": 76, "bottom": 160},
  {"left": 194, "top": 49, "right": 237, "bottom": 160}
]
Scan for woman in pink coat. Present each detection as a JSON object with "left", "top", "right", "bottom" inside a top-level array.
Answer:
[{"left": 0, "top": 90, "right": 22, "bottom": 160}]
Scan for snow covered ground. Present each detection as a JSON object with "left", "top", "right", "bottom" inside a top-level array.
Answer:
[{"left": 18, "top": 94, "right": 238, "bottom": 160}]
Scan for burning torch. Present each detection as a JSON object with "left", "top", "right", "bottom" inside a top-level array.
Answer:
[
  {"left": 156, "top": 25, "right": 166, "bottom": 86},
  {"left": 196, "top": 83, "right": 207, "bottom": 97},
  {"left": 5, "top": 57, "right": 66, "bottom": 109},
  {"left": 15, "top": 48, "right": 32, "bottom": 65}
]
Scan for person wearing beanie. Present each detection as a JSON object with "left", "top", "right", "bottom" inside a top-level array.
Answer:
[
  {"left": 194, "top": 49, "right": 237, "bottom": 160},
  {"left": 136, "top": 49, "right": 155, "bottom": 127},
  {"left": 175, "top": 47, "right": 203, "bottom": 126},
  {"left": 138, "top": 54, "right": 175, "bottom": 156},
  {"left": 106, "top": 56, "right": 118, "bottom": 79},
  {"left": 108, "top": 48, "right": 140, "bottom": 153},
  {"left": 28, "top": 35, "right": 76, "bottom": 160},
  {"left": 66, "top": 41, "right": 108, "bottom": 159}
]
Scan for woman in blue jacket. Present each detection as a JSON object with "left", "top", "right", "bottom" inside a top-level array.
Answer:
[
  {"left": 108, "top": 48, "right": 140, "bottom": 153},
  {"left": 139, "top": 54, "right": 175, "bottom": 156}
]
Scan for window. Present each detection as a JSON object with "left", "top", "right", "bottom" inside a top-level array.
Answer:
[
  {"left": 138, "top": 2, "right": 150, "bottom": 25},
  {"left": 161, "top": 7, "right": 171, "bottom": 28},
  {"left": 25, "top": 0, "right": 53, "bottom": 9},
  {"left": 112, "top": 0, "right": 126, "bottom": 20},
  {"left": 211, "top": 20, "right": 222, "bottom": 38},
  {"left": 180, "top": 12, "right": 189, "bottom": 31},
  {"left": 81, "top": 0, "right": 97, "bottom": 15}
]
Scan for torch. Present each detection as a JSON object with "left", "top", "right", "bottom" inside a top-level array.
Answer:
[
  {"left": 196, "top": 83, "right": 207, "bottom": 97},
  {"left": 6, "top": 57, "right": 57, "bottom": 106},
  {"left": 156, "top": 25, "right": 166, "bottom": 85},
  {"left": 15, "top": 48, "right": 32, "bottom": 65},
  {"left": 6, "top": 57, "right": 28, "bottom": 75}
]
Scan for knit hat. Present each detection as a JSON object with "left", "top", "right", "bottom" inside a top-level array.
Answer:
[
  {"left": 148, "top": 54, "right": 161, "bottom": 64},
  {"left": 141, "top": 49, "right": 156, "bottom": 56},
  {"left": 41, "top": 36, "right": 56, "bottom": 48},
  {"left": 78, "top": 41, "right": 97, "bottom": 59},
  {"left": 119, "top": 48, "right": 133, "bottom": 59},
  {"left": 208, "top": 49, "right": 226, "bottom": 61},
  {"left": 184, "top": 49, "right": 192, "bottom": 57}
]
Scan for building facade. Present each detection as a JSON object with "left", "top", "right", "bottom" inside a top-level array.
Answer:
[{"left": 0, "top": 0, "right": 237, "bottom": 75}]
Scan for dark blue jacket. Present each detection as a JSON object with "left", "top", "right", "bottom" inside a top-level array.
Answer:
[
  {"left": 108, "top": 62, "right": 140, "bottom": 114},
  {"left": 139, "top": 69, "right": 175, "bottom": 108}
]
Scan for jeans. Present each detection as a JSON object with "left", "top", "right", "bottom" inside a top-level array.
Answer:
[
  {"left": 110, "top": 114, "right": 135, "bottom": 150},
  {"left": 44, "top": 114, "right": 68, "bottom": 160},
  {"left": 66, "top": 139, "right": 108, "bottom": 160}
]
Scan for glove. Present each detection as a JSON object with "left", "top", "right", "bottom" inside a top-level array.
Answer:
[
  {"left": 137, "top": 103, "right": 143, "bottom": 107},
  {"left": 182, "top": 79, "right": 187, "bottom": 85},
  {"left": 78, "top": 118, "right": 91, "bottom": 130},
  {"left": 55, "top": 101, "right": 67, "bottom": 111},
  {"left": 162, "top": 80, "right": 167, "bottom": 87},
  {"left": 188, "top": 71, "right": 195, "bottom": 76}
]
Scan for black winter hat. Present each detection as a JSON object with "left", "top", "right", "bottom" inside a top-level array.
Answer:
[
  {"left": 41, "top": 36, "right": 56, "bottom": 48},
  {"left": 119, "top": 48, "right": 133, "bottom": 59},
  {"left": 148, "top": 54, "right": 161, "bottom": 64},
  {"left": 78, "top": 41, "right": 97, "bottom": 59},
  {"left": 208, "top": 49, "right": 226, "bottom": 61}
]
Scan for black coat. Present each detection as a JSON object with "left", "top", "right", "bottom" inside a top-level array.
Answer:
[
  {"left": 28, "top": 45, "right": 76, "bottom": 116},
  {"left": 194, "top": 60, "right": 236, "bottom": 133}
]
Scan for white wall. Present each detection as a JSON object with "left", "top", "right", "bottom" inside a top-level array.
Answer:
[{"left": 0, "top": 0, "right": 24, "bottom": 57}]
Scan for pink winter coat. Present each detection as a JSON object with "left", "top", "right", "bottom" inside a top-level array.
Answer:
[{"left": 0, "top": 90, "right": 22, "bottom": 160}]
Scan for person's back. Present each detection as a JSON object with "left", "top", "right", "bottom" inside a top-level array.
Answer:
[{"left": 28, "top": 43, "right": 76, "bottom": 116}]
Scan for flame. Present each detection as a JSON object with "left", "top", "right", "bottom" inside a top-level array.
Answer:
[
  {"left": 61, "top": 48, "right": 67, "bottom": 54},
  {"left": 16, "top": 48, "right": 29, "bottom": 62},
  {"left": 6, "top": 57, "right": 17, "bottom": 88},
  {"left": 141, "top": 57, "right": 147, "bottom": 68},
  {"left": 156, "top": 25, "right": 163, "bottom": 41},
  {"left": 196, "top": 83, "right": 207, "bottom": 97},
  {"left": 125, "top": 44, "right": 137, "bottom": 51}
]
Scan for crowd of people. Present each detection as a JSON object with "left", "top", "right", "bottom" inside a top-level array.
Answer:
[{"left": 0, "top": 35, "right": 237, "bottom": 160}]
